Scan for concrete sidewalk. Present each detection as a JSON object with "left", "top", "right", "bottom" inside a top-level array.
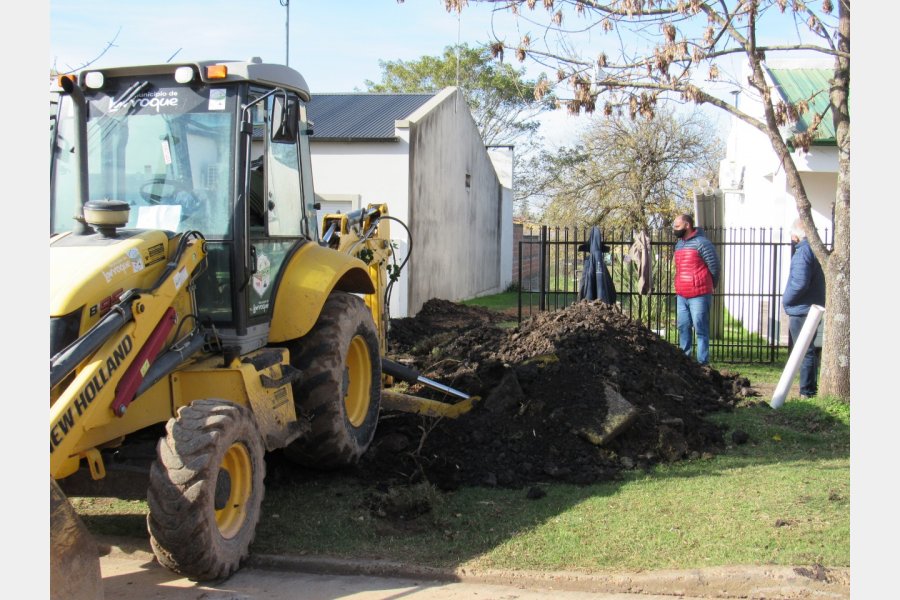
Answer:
[{"left": 97, "top": 535, "right": 850, "bottom": 599}]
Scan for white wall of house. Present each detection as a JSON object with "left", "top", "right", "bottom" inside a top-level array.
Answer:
[
  {"left": 309, "top": 137, "right": 412, "bottom": 317},
  {"left": 719, "top": 61, "right": 836, "bottom": 344},
  {"left": 488, "top": 145, "right": 514, "bottom": 292},
  {"left": 721, "top": 117, "right": 835, "bottom": 231}
]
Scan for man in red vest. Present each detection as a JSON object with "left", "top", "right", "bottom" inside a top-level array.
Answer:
[{"left": 673, "top": 214, "right": 720, "bottom": 366}]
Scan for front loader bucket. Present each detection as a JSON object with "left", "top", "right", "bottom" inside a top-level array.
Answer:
[{"left": 50, "top": 478, "right": 104, "bottom": 600}]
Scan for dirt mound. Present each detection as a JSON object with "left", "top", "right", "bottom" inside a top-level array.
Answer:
[
  {"left": 387, "top": 298, "right": 508, "bottom": 354},
  {"left": 351, "top": 299, "right": 743, "bottom": 491}
]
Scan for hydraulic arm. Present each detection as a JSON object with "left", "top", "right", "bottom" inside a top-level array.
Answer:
[{"left": 50, "top": 233, "right": 207, "bottom": 479}]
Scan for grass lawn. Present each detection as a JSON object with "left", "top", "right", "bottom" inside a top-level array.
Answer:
[{"left": 71, "top": 293, "right": 848, "bottom": 573}]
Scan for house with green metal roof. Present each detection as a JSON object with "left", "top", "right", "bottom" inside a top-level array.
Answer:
[
  {"left": 716, "top": 60, "right": 838, "bottom": 345},
  {"left": 769, "top": 67, "right": 837, "bottom": 147},
  {"left": 719, "top": 60, "right": 837, "bottom": 231}
]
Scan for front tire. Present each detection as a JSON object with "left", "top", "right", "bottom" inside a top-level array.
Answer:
[
  {"left": 284, "top": 291, "right": 382, "bottom": 468},
  {"left": 147, "top": 400, "right": 265, "bottom": 581}
]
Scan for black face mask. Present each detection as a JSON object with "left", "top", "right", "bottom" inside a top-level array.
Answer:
[{"left": 673, "top": 228, "right": 687, "bottom": 239}]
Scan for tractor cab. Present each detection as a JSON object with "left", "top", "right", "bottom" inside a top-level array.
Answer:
[{"left": 50, "top": 59, "right": 320, "bottom": 355}]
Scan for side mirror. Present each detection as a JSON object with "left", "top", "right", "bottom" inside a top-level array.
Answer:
[{"left": 271, "top": 94, "right": 298, "bottom": 143}]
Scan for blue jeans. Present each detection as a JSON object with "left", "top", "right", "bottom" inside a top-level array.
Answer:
[
  {"left": 677, "top": 294, "right": 711, "bottom": 365},
  {"left": 789, "top": 314, "right": 820, "bottom": 397}
]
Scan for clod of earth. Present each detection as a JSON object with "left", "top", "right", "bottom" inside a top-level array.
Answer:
[
  {"left": 574, "top": 384, "right": 640, "bottom": 447},
  {"left": 340, "top": 298, "right": 746, "bottom": 491},
  {"left": 732, "top": 429, "right": 750, "bottom": 445}
]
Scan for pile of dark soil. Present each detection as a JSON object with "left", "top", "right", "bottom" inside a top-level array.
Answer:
[{"left": 351, "top": 299, "right": 748, "bottom": 492}]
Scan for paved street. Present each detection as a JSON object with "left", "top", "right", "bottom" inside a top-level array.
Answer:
[
  {"left": 94, "top": 536, "right": 849, "bottom": 600},
  {"left": 101, "top": 550, "right": 695, "bottom": 600}
]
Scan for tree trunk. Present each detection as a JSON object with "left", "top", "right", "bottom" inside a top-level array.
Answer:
[
  {"left": 820, "top": 227, "right": 849, "bottom": 400},
  {"left": 819, "top": 0, "right": 851, "bottom": 400}
]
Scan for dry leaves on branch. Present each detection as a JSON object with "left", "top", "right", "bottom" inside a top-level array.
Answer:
[{"left": 534, "top": 78, "right": 550, "bottom": 101}]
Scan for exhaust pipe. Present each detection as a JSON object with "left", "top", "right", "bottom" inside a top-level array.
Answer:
[{"left": 58, "top": 76, "right": 93, "bottom": 235}]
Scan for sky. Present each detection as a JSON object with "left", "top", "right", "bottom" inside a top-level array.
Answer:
[
  {"left": 50, "top": 0, "right": 506, "bottom": 91},
  {"left": 50, "top": 0, "right": 800, "bottom": 150},
  {"left": 47, "top": 0, "right": 843, "bottom": 150},
  {"left": 48, "top": 0, "right": 597, "bottom": 147}
]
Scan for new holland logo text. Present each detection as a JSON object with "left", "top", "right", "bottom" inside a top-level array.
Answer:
[{"left": 50, "top": 335, "right": 134, "bottom": 453}]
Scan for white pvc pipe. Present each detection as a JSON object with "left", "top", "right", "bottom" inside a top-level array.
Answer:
[{"left": 770, "top": 304, "right": 825, "bottom": 409}]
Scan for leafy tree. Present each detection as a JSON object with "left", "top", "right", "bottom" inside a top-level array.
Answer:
[
  {"left": 442, "top": 0, "right": 850, "bottom": 400},
  {"left": 364, "top": 43, "right": 553, "bottom": 145},
  {"left": 531, "top": 108, "right": 723, "bottom": 232}
]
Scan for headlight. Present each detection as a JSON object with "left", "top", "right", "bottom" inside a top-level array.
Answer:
[{"left": 84, "top": 71, "right": 105, "bottom": 89}]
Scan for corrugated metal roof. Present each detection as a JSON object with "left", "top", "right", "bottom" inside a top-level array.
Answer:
[
  {"left": 767, "top": 68, "right": 835, "bottom": 144},
  {"left": 306, "top": 93, "right": 435, "bottom": 141}
]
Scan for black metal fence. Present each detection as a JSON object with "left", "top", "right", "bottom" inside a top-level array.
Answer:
[{"left": 516, "top": 225, "right": 831, "bottom": 364}]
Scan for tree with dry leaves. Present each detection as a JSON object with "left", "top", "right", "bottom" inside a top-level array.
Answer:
[
  {"left": 529, "top": 107, "right": 722, "bottom": 232},
  {"left": 435, "top": 0, "right": 850, "bottom": 400}
]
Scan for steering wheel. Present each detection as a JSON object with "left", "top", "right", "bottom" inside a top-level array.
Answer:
[
  {"left": 139, "top": 177, "right": 194, "bottom": 203},
  {"left": 140, "top": 177, "right": 202, "bottom": 219}
]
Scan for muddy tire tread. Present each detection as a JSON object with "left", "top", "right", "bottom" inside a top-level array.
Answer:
[
  {"left": 146, "top": 400, "right": 264, "bottom": 581},
  {"left": 283, "top": 291, "right": 381, "bottom": 468}
]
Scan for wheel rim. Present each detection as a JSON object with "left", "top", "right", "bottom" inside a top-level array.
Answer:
[
  {"left": 344, "top": 335, "right": 373, "bottom": 427},
  {"left": 214, "top": 442, "right": 253, "bottom": 539}
]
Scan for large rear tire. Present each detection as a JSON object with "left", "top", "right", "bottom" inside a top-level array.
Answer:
[
  {"left": 283, "top": 291, "right": 381, "bottom": 468},
  {"left": 146, "top": 400, "right": 265, "bottom": 581}
]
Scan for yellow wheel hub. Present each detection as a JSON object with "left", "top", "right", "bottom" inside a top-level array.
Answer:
[
  {"left": 214, "top": 442, "right": 253, "bottom": 539},
  {"left": 344, "top": 335, "right": 372, "bottom": 427}
]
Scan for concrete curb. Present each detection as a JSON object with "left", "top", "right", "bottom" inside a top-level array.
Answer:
[{"left": 96, "top": 535, "right": 850, "bottom": 599}]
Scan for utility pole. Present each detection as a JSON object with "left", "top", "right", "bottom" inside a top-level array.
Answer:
[{"left": 279, "top": 0, "right": 290, "bottom": 66}]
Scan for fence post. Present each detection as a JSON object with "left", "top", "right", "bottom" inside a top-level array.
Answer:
[
  {"left": 539, "top": 225, "right": 548, "bottom": 312},
  {"left": 770, "top": 228, "right": 783, "bottom": 362},
  {"left": 517, "top": 239, "right": 523, "bottom": 324}
]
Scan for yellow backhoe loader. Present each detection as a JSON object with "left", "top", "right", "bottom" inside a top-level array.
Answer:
[{"left": 50, "top": 58, "right": 473, "bottom": 599}]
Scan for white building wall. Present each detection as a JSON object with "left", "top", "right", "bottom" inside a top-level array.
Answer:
[
  {"left": 488, "top": 146, "right": 514, "bottom": 291},
  {"left": 406, "top": 88, "right": 505, "bottom": 315},
  {"left": 309, "top": 136, "right": 412, "bottom": 317}
]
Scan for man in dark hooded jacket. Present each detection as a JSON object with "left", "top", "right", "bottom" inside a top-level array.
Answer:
[
  {"left": 783, "top": 218, "right": 826, "bottom": 398},
  {"left": 578, "top": 226, "right": 616, "bottom": 305},
  {"left": 673, "top": 214, "right": 720, "bottom": 365}
]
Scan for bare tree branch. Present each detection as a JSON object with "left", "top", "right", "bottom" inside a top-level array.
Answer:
[{"left": 54, "top": 26, "right": 123, "bottom": 76}]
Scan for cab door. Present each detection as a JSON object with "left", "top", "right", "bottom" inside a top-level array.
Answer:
[{"left": 245, "top": 89, "right": 312, "bottom": 324}]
